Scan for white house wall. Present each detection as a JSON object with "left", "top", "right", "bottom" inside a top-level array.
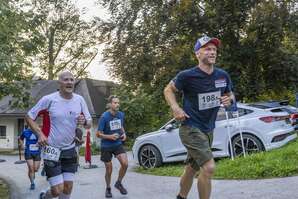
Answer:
[
  {"left": 0, "top": 118, "right": 18, "bottom": 150},
  {"left": 0, "top": 117, "right": 100, "bottom": 150}
]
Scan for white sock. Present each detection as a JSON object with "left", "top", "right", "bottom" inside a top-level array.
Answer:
[{"left": 58, "top": 192, "right": 71, "bottom": 199}]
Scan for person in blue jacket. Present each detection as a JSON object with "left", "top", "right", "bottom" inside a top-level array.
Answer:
[{"left": 19, "top": 126, "right": 41, "bottom": 190}]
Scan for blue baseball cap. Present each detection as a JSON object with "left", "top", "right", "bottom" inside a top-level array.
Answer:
[{"left": 194, "top": 36, "right": 220, "bottom": 52}]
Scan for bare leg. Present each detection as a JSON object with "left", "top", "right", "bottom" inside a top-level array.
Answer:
[
  {"left": 26, "top": 160, "right": 35, "bottom": 184},
  {"left": 178, "top": 164, "right": 197, "bottom": 198},
  {"left": 116, "top": 153, "right": 128, "bottom": 182},
  {"left": 104, "top": 162, "right": 113, "bottom": 188},
  {"left": 197, "top": 159, "right": 215, "bottom": 199}
]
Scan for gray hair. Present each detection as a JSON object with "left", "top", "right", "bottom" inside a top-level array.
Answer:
[{"left": 58, "top": 71, "right": 74, "bottom": 81}]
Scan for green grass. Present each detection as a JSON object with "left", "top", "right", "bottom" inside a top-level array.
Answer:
[
  {"left": 0, "top": 179, "right": 9, "bottom": 199},
  {"left": 136, "top": 138, "right": 298, "bottom": 179},
  {"left": 136, "top": 163, "right": 184, "bottom": 177}
]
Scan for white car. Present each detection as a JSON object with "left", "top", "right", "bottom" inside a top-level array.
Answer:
[{"left": 132, "top": 103, "right": 297, "bottom": 168}]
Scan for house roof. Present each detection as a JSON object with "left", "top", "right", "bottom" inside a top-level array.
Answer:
[{"left": 0, "top": 78, "right": 115, "bottom": 118}]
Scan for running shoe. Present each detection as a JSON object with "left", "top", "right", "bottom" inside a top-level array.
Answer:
[{"left": 114, "top": 181, "right": 127, "bottom": 195}]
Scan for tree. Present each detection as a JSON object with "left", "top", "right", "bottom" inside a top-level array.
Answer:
[
  {"left": 97, "top": 0, "right": 298, "bottom": 132},
  {"left": 97, "top": 1, "right": 203, "bottom": 89},
  {"left": 0, "top": 0, "right": 37, "bottom": 107},
  {"left": 98, "top": 0, "right": 298, "bottom": 95},
  {"left": 97, "top": 0, "right": 209, "bottom": 132},
  {"left": 202, "top": 0, "right": 262, "bottom": 99},
  {"left": 240, "top": 1, "right": 298, "bottom": 99},
  {"left": 30, "top": 0, "right": 101, "bottom": 80}
]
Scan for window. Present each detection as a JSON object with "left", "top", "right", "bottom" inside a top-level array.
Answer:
[
  {"left": 0, "top": 126, "right": 6, "bottom": 138},
  {"left": 237, "top": 108, "right": 253, "bottom": 116},
  {"left": 217, "top": 108, "right": 253, "bottom": 120},
  {"left": 230, "top": 108, "right": 253, "bottom": 118},
  {"left": 216, "top": 108, "right": 227, "bottom": 121}
]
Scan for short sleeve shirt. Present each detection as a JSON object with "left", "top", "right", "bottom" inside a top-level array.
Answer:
[
  {"left": 27, "top": 92, "right": 92, "bottom": 149},
  {"left": 173, "top": 66, "right": 233, "bottom": 133},
  {"left": 20, "top": 129, "right": 40, "bottom": 155},
  {"left": 98, "top": 111, "right": 124, "bottom": 149}
]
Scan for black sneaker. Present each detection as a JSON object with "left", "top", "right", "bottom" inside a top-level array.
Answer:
[
  {"left": 105, "top": 187, "right": 112, "bottom": 198},
  {"left": 30, "top": 183, "right": 35, "bottom": 190},
  {"left": 114, "top": 181, "right": 127, "bottom": 195},
  {"left": 177, "top": 194, "right": 186, "bottom": 199},
  {"left": 41, "top": 167, "right": 46, "bottom": 176},
  {"left": 39, "top": 191, "right": 46, "bottom": 199}
]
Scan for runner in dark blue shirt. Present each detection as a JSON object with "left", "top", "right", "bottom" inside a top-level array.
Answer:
[
  {"left": 96, "top": 95, "right": 128, "bottom": 198},
  {"left": 19, "top": 128, "right": 41, "bottom": 190},
  {"left": 98, "top": 111, "right": 124, "bottom": 149},
  {"left": 164, "top": 35, "right": 235, "bottom": 199},
  {"left": 173, "top": 66, "right": 233, "bottom": 132}
]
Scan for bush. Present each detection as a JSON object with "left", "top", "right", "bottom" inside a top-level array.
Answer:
[
  {"left": 113, "top": 85, "right": 171, "bottom": 138},
  {"left": 243, "top": 89, "right": 297, "bottom": 106}
]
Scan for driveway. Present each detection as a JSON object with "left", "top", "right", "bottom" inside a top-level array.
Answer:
[{"left": 0, "top": 152, "right": 297, "bottom": 199}]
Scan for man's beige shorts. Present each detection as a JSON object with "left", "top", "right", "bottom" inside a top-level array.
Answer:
[{"left": 179, "top": 125, "right": 213, "bottom": 171}]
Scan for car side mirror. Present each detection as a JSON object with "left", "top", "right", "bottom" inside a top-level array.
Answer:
[{"left": 165, "top": 124, "right": 174, "bottom": 132}]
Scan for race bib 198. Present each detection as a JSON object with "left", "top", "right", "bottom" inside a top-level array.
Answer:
[
  {"left": 41, "top": 145, "right": 61, "bottom": 162},
  {"left": 198, "top": 91, "right": 221, "bottom": 110},
  {"left": 109, "top": 119, "right": 122, "bottom": 131}
]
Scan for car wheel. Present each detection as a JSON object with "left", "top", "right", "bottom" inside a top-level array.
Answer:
[
  {"left": 232, "top": 134, "right": 264, "bottom": 157},
  {"left": 138, "top": 145, "right": 162, "bottom": 168}
]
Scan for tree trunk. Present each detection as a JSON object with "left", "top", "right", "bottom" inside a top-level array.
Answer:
[{"left": 48, "top": 27, "right": 55, "bottom": 80}]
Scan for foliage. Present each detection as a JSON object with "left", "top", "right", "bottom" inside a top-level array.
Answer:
[
  {"left": 96, "top": 0, "right": 298, "bottom": 134},
  {"left": 243, "top": 88, "right": 297, "bottom": 105},
  {"left": 114, "top": 85, "right": 171, "bottom": 136},
  {"left": 0, "top": 179, "right": 9, "bottom": 199},
  {"left": 1, "top": 0, "right": 102, "bottom": 109},
  {"left": 238, "top": 1, "right": 298, "bottom": 99},
  {"left": 0, "top": 0, "right": 35, "bottom": 105},
  {"left": 29, "top": 0, "right": 101, "bottom": 79},
  {"left": 97, "top": 0, "right": 298, "bottom": 96}
]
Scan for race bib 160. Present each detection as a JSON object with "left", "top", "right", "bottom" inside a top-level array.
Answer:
[{"left": 41, "top": 145, "right": 61, "bottom": 162}]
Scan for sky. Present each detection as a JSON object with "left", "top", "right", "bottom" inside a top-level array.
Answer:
[{"left": 75, "top": 0, "right": 111, "bottom": 81}]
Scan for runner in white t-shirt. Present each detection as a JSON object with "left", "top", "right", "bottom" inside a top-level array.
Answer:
[{"left": 25, "top": 71, "right": 92, "bottom": 199}]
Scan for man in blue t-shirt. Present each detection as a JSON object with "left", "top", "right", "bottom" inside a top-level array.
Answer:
[
  {"left": 164, "top": 35, "right": 235, "bottom": 199},
  {"left": 96, "top": 95, "right": 128, "bottom": 198},
  {"left": 19, "top": 127, "right": 41, "bottom": 190}
]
